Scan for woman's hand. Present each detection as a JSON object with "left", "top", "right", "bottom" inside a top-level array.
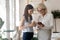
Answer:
[
  {"left": 19, "top": 26, "right": 25, "bottom": 30},
  {"left": 37, "top": 22, "right": 44, "bottom": 29},
  {"left": 19, "top": 16, "right": 25, "bottom": 30},
  {"left": 29, "top": 21, "right": 36, "bottom": 27}
]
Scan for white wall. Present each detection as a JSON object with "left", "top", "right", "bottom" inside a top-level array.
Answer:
[
  {"left": 45, "top": 0, "right": 60, "bottom": 11},
  {"left": 19, "top": 0, "right": 27, "bottom": 20}
]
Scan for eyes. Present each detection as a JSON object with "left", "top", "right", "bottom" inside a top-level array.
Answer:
[
  {"left": 39, "top": 9, "right": 46, "bottom": 12},
  {"left": 37, "top": 8, "right": 46, "bottom": 12},
  {"left": 28, "top": 9, "right": 34, "bottom": 13}
]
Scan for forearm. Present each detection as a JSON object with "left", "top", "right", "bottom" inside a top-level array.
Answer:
[
  {"left": 19, "top": 25, "right": 25, "bottom": 30},
  {"left": 29, "top": 21, "right": 36, "bottom": 27},
  {"left": 26, "top": 22, "right": 36, "bottom": 27},
  {"left": 27, "top": 23, "right": 35, "bottom": 27}
]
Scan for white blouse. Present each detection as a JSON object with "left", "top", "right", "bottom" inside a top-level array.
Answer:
[
  {"left": 37, "top": 13, "right": 54, "bottom": 40},
  {"left": 38, "top": 13, "right": 54, "bottom": 30}
]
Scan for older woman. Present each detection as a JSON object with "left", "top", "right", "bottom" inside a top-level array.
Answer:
[{"left": 36, "top": 3, "right": 54, "bottom": 40}]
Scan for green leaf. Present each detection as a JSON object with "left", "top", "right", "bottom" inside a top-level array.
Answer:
[{"left": 0, "top": 18, "right": 4, "bottom": 29}]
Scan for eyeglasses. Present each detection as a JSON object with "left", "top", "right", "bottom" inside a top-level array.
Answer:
[
  {"left": 38, "top": 8, "right": 46, "bottom": 12},
  {"left": 40, "top": 9, "right": 46, "bottom": 11}
]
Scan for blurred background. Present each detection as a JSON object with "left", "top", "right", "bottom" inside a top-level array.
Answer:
[{"left": 0, "top": 0, "right": 60, "bottom": 40}]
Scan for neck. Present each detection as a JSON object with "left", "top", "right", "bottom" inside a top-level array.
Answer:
[
  {"left": 42, "top": 13, "right": 46, "bottom": 17},
  {"left": 28, "top": 14, "right": 31, "bottom": 17}
]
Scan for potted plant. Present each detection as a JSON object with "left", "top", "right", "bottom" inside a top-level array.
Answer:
[
  {"left": 51, "top": 10, "right": 60, "bottom": 33},
  {"left": 0, "top": 17, "right": 4, "bottom": 40}
]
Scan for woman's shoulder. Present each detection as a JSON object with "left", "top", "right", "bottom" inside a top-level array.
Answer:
[
  {"left": 47, "top": 12, "right": 53, "bottom": 16},
  {"left": 20, "top": 16, "right": 25, "bottom": 21}
]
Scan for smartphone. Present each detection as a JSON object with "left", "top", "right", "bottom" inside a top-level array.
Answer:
[{"left": 37, "top": 22, "right": 42, "bottom": 25}]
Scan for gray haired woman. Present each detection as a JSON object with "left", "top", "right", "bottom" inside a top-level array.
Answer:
[{"left": 37, "top": 3, "right": 54, "bottom": 40}]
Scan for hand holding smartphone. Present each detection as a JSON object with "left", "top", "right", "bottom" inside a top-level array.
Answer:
[
  {"left": 37, "top": 22, "right": 44, "bottom": 27},
  {"left": 37, "top": 22, "right": 42, "bottom": 25}
]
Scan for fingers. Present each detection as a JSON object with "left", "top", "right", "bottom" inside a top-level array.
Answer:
[{"left": 19, "top": 26, "right": 24, "bottom": 30}]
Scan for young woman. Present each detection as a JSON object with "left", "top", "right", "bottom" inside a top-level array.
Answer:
[
  {"left": 19, "top": 4, "right": 35, "bottom": 40},
  {"left": 37, "top": 3, "right": 54, "bottom": 40}
]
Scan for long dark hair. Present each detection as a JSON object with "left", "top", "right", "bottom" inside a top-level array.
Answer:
[{"left": 24, "top": 4, "right": 34, "bottom": 22}]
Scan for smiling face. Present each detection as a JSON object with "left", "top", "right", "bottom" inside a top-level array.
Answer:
[
  {"left": 37, "top": 7, "right": 47, "bottom": 15},
  {"left": 37, "top": 3, "right": 47, "bottom": 16},
  {"left": 28, "top": 9, "right": 34, "bottom": 15}
]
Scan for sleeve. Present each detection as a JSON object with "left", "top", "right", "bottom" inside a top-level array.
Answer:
[{"left": 42, "top": 14, "right": 54, "bottom": 30}]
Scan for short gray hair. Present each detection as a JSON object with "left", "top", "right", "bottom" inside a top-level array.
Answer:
[{"left": 37, "top": 3, "right": 46, "bottom": 9}]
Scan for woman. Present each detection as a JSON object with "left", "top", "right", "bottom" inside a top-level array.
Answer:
[
  {"left": 19, "top": 4, "right": 35, "bottom": 40},
  {"left": 37, "top": 3, "right": 54, "bottom": 40}
]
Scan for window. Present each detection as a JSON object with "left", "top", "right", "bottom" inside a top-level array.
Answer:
[
  {"left": 0, "top": 0, "right": 6, "bottom": 38},
  {"left": 0, "top": 0, "right": 20, "bottom": 38}
]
